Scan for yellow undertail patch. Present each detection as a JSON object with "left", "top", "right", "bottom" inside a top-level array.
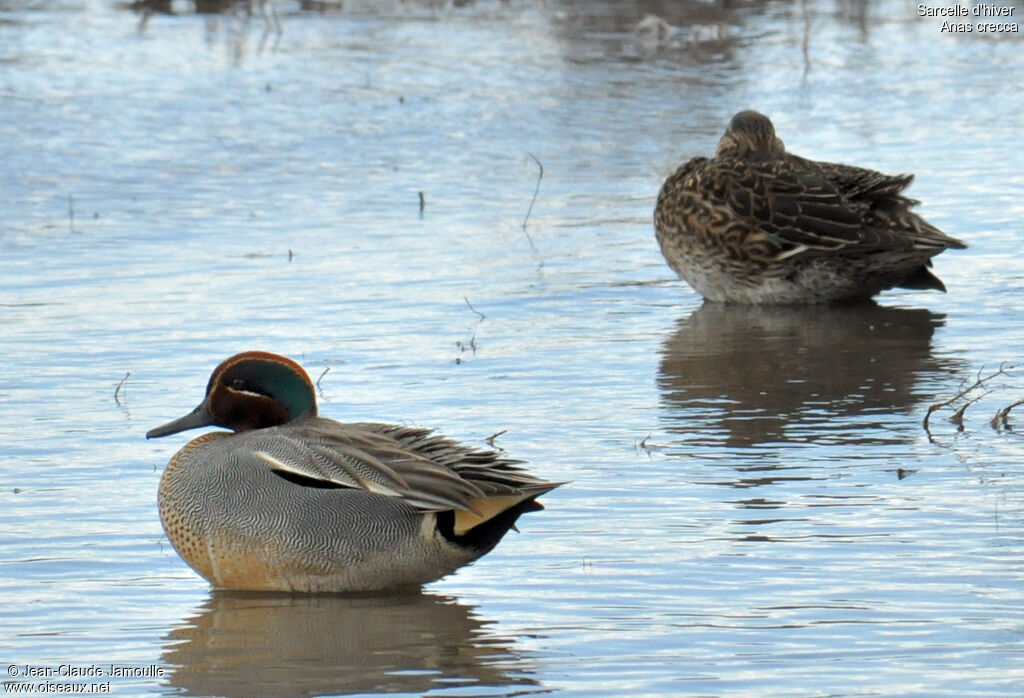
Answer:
[{"left": 452, "top": 494, "right": 531, "bottom": 536}]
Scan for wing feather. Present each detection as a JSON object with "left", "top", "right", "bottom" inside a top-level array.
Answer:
[
  {"left": 707, "top": 155, "right": 961, "bottom": 261},
  {"left": 240, "top": 418, "right": 558, "bottom": 515}
]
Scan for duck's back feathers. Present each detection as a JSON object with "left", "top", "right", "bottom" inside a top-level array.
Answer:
[
  {"left": 243, "top": 418, "right": 557, "bottom": 519},
  {"left": 689, "top": 155, "right": 963, "bottom": 260}
]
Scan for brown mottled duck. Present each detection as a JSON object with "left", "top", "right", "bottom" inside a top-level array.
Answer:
[{"left": 654, "top": 110, "right": 966, "bottom": 303}]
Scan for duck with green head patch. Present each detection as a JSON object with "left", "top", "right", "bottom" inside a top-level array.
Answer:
[
  {"left": 654, "top": 110, "right": 966, "bottom": 304},
  {"left": 147, "top": 351, "right": 561, "bottom": 593}
]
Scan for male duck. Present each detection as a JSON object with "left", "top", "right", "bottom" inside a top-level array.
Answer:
[
  {"left": 147, "top": 351, "right": 560, "bottom": 593},
  {"left": 654, "top": 110, "right": 966, "bottom": 304}
]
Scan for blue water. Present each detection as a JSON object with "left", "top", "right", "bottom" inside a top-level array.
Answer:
[{"left": 2, "top": 1, "right": 1023, "bottom": 696}]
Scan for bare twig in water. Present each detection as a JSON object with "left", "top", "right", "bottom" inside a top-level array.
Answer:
[
  {"left": 114, "top": 371, "right": 131, "bottom": 406},
  {"left": 418, "top": 191, "right": 425, "bottom": 217},
  {"left": 316, "top": 366, "right": 330, "bottom": 396},
  {"left": 948, "top": 391, "right": 989, "bottom": 431},
  {"left": 523, "top": 152, "right": 543, "bottom": 231},
  {"left": 634, "top": 432, "right": 664, "bottom": 456},
  {"left": 68, "top": 194, "right": 75, "bottom": 233},
  {"left": 288, "top": 248, "right": 294, "bottom": 262},
  {"left": 484, "top": 429, "right": 507, "bottom": 449},
  {"left": 455, "top": 336, "right": 476, "bottom": 355},
  {"left": 464, "top": 297, "right": 485, "bottom": 321},
  {"left": 922, "top": 363, "right": 1011, "bottom": 439},
  {"left": 991, "top": 397, "right": 1024, "bottom": 432}
]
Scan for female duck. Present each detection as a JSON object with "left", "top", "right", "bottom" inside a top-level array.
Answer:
[
  {"left": 654, "top": 110, "right": 966, "bottom": 303},
  {"left": 147, "top": 351, "right": 560, "bottom": 593}
]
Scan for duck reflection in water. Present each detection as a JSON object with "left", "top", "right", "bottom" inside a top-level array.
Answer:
[
  {"left": 162, "top": 592, "right": 539, "bottom": 697},
  {"left": 658, "top": 303, "right": 964, "bottom": 447}
]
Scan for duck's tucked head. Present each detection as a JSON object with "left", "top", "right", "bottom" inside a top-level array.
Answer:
[
  {"left": 146, "top": 351, "right": 317, "bottom": 439},
  {"left": 715, "top": 110, "right": 785, "bottom": 159}
]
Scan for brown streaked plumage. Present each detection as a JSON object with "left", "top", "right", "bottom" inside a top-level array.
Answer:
[
  {"left": 654, "top": 110, "right": 966, "bottom": 304},
  {"left": 147, "top": 351, "right": 560, "bottom": 593}
]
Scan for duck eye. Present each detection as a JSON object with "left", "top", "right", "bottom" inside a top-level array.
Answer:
[{"left": 230, "top": 378, "right": 248, "bottom": 390}]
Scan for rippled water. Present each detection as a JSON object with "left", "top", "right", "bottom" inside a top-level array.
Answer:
[{"left": 2, "top": 0, "right": 1023, "bottom": 696}]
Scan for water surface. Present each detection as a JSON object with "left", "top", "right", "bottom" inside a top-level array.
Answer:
[{"left": 2, "top": 1, "right": 1023, "bottom": 696}]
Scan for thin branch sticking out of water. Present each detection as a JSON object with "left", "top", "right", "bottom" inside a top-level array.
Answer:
[
  {"left": 991, "top": 397, "right": 1024, "bottom": 432},
  {"left": 455, "top": 299, "right": 483, "bottom": 364},
  {"left": 316, "top": 366, "right": 330, "bottom": 397},
  {"left": 114, "top": 371, "right": 131, "bottom": 406},
  {"left": 68, "top": 194, "right": 75, "bottom": 234},
  {"left": 464, "top": 297, "right": 485, "bottom": 321},
  {"left": 418, "top": 191, "right": 425, "bottom": 218},
  {"left": 922, "top": 363, "right": 1011, "bottom": 440},
  {"left": 523, "top": 152, "right": 543, "bottom": 231},
  {"left": 634, "top": 432, "right": 665, "bottom": 457},
  {"left": 484, "top": 429, "right": 507, "bottom": 450},
  {"left": 948, "top": 391, "right": 990, "bottom": 432}
]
